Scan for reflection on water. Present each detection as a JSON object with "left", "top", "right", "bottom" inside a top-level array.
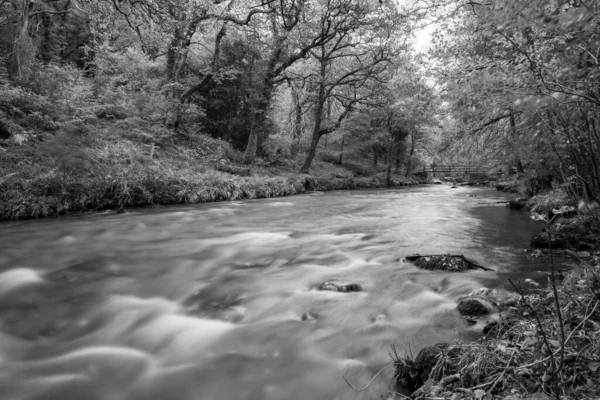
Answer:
[{"left": 0, "top": 185, "right": 545, "bottom": 399}]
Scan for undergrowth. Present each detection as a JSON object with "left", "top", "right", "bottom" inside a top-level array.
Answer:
[{"left": 392, "top": 256, "right": 600, "bottom": 400}]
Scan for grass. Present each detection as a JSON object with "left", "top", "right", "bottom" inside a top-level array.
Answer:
[
  {"left": 392, "top": 255, "right": 600, "bottom": 400},
  {"left": 0, "top": 116, "right": 421, "bottom": 220}
]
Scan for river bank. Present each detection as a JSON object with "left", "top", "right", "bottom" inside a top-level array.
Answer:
[
  {"left": 392, "top": 179, "right": 600, "bottom": 400},
  {"left": 393, "top": 256, "right": 600, "bottom": 400},
  {"left": 0, "top": 121, "right": 423, "bottom": 221}
]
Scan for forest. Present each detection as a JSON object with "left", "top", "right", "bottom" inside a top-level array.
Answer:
[{"left": 1, "top": 0, "right": 598, "bottom": 219}]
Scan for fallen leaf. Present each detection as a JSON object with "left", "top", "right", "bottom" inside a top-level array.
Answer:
[
  {"left": 588, "top": 361, "right": 600, "bottom": 372},
  {"left": 521, "top": 337, "right": 539, "bottom": 349},
  {"left": 542, "top": 372, "right": 552, "bottom": 382}
]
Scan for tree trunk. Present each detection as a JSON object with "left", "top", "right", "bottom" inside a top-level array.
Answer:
[
  {"left": 9, "top": 0, "right": 35, "bottom": 81},
  {"left": 167, "top": 13, "right": 206, "bottom": 82},
  {"left": 179, "top": 21, "right": 228, "bottom": 104},
  {"left": 300, "top": 99, "right": 324, "bottom": 173},
  {"left": 395, "top": 140, "right": 405, "bottom": 173},
  {"left": 405, "top": 132, "right": 416, "bottom": 177},
  {"left": 300, "top": 57, "right": 326, "bottom": 173},
  {"left": 509, "top": 108, "right": 525, "bottom": 174},
  {"left": 338, "top": 135, "right": 345, "bottom": 165},
  {"left": 301, "top": 134, "right": 320, "bottom": 173},
  {"left": 373, "top": 145, "right": 378, "bottom": 169},
  {"left": 290, "top": 87, "right": 303, "bottom": 158},
  {"left": 386, "top": 137, "right": 395, "bottom": 186},
  {"left": 243, "top": 109, "right": 259, "bottom": 164}
]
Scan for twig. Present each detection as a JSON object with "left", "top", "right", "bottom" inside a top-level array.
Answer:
[
  {"left": 343, "top": 363, "right": 395, "bottom": 393},
  {"left": 465, "top": 372, "right": 501, "bottom": 390},
  {"left": 509, "top": 277, "right": 560, "bottom": 399},
  {"left": 563, "top": 300, "right": 599, "bottom": 346},
  {"left": 489, "top": 351, "right": 516, "bottom": 393}
]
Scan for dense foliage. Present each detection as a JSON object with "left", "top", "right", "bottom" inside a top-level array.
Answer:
[
  {"left": 1, "top": 0, "right": 599, "bottom": 218},
  {"left": 427, "top": 0, "right": 600, "bottom": 200}
]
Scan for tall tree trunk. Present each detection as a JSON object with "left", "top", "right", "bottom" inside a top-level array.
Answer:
[
  {"left": 509, "top": 108, "right": 525, "bottom": 174},
  {"left": 243, "top": 126, "right": 258, "bottom": 164},
  {"left": 386, "top": 137, "right": 395, "bottom": 186},
  {"left": 290, "top": 86, "right": 303, "bottom": 158},
  {"left": 338, "top": 135, "right": 345, "bottom": 165},
  {"left": 394, "top": 143, "right": 402, "bottom": 173},
  {"left": 300, "top": 98, "right": 324, "bottom": 173},
  {"left": 165, "top": 11, "right": 209, "bottom": 128},
  {"left": 9, "top": 0, "right": 35, "bottom": 81},
  {"left": 300, "top": 57, "right": 326, "bottom": 173},
  {"left": 373, "top": 144, "right": 378, "bottom": 169},
  {"left": 405, "top": 132, "right": 415, "bottom": 177}
]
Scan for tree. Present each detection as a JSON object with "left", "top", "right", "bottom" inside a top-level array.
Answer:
[
  {"left": 4, "top": 0, "right": 84, "bottom": 82},
  {"left": 297, "top": 0, "right": 398, "bottom": 173},
  {"left": 429, "top": 0, "right": 600, "bottom": 198}
]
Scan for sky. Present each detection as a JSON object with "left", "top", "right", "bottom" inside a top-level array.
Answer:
[{"left": 412, "top": 24, "right": 435, "bottom": 53}]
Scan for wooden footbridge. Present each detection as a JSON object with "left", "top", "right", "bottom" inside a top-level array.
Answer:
[{"left": 422, "top": 164, "right": 489, "bottom": 177}]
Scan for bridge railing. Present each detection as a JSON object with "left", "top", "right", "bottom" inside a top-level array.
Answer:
[{"left": 421, "top": 165, "right": 488, "bottom": 174}]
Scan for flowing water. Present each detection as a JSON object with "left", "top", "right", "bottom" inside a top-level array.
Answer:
[{"left": 0, "top": 185, "right": 551, "bottom": 400}]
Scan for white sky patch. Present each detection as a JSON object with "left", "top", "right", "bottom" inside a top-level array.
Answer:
[{"left": 412, "top": 24, "right": 435, "bottom": 53}]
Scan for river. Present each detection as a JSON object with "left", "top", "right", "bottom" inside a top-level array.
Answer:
[{"left": 0, "top": 185, "right": 549, "bottom": 400}]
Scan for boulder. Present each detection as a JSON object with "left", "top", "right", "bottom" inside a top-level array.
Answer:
[
  {"left": 432, "top": 178, "right": 443, "bottom": 184},
  {"left": 407, "top": 254, "right": 492, "bottom": 272},
  {"left": 457, "top": 298, "right": 490, "bottom": 317}
]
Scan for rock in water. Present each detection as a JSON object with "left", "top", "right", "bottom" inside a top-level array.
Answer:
[
  {"left": 457, "top": 298, "right": 490, "bottom": 317},
  {"left": 409, "top": 255, "right": 490, "bottom": 272},
  {"left": 467, "top": 287, "right": 491, "bottom": 297},
  {"left": 316, "top": 282, "right": 363, "bottom": 292},
  {"left": 182, "top": 290, "right": 245, "bottom": 323}
]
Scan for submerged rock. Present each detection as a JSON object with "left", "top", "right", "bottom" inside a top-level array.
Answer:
[
  {"left": 46, "top": 258, "right": 122, "bottom": 284},
  {"left": 316, "top": 282, "right": 363, "bottom": 292},
  {"left": 301, "top": 312, "right": 318, "bottom": 321},
  {"left": 182, "top": 290, "right": 245, "bottom": 323}
]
